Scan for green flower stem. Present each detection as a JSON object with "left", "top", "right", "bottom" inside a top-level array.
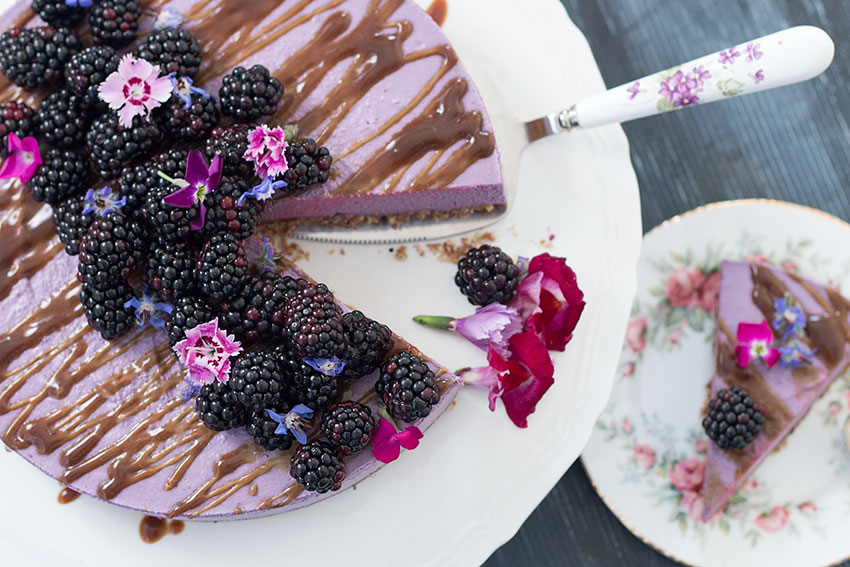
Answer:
[
  {"left": 377, "top": 403, "right": 400, "bottom": 432},
  {"left": 412, "top": 315, "right": 456, "bottom": 331},
  {"left": 157, "top": 170, "right": 190, "bottom": 188}
]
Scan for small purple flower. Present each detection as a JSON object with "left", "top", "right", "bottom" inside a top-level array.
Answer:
[
  {"left": 689, "top": 65, "right": 711, "bottom": 87},
  {"left": 266, "top": 404, "right": 314, "bottom": 443},
  {"left": 658, "top": 76, "right": 676, "bottom": 102},
  {"left": 779, "top": 341, "right": 816, "bottom": 369},
  {"left": 65, "top": 0, "right": 92, "bottom": 6},
  {"left": 124, "top": 286, "right": 173, "bottom": 328},
  {"left": 672, "top": 69, "right": 698, "bottom": 92},
  {"left": 154, "top": 7, "right": 185, "bottom": 30},
  {"left": 304, "top": 356, "right": 345, "bottom": 377},
  {"left": 773, "top": 294, "right": 806, "bottom": 341},
  {"left": 745, "top": 42, "right": 763, "bottom": 62},
  {"left": 181, "top": 380, "right": 202, "bottom": 403},
  {"left": 169, "top": 74, "right": 210, "bottom": 110},
  {"left": 237, "top": 176, "right": 287, "bottom": 206},
  {"left": 162, "top": 150, "right": 222, "bottom": 231},
  {"left": 672, "top": 89, "right": 699, "bottom": 107},
  {"left": 627, "top": 81, "right": 640, "bottom": 100},
  {"left": 413, "top": 303, "right": 523, "bottom": 360},
  {"left": 719, "top": 48, "right": 741, "bottom": 65},
  {"left": 754, "top": 69, "right": 765, "bottom": 84},
  {"left": 254, "top": 237, "right": 276, "bottom": 273},
  {"left": 82, "top": 186, "right": 127, "bottom": 217}
]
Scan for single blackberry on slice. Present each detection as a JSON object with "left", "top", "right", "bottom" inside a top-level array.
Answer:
[
  {"left": 52, "top": 194, "right": 95, "bottom": 255},
  {"left": 196, "top": 381, "right": 247, "bottom": 432},
  {"left": 290, "top": 440, "right": 345, "bottom": 494},
  {"left": 205, "top": 124, "right": 252, "bottom": 178},
  {"left": 167, "top": 295, "right": 213, "bottom": 345},
  {"left": 77, "top": 211, "right": 147, "bottom": 290},
  {"left": 376, "top": 351, "right": 441, "bottom": 423},
  {"left": 158, "top": 93, "right": 219, "bottom": 141},
  {"left": 195, "top": 233, "right": 249, "bottom": 301},
  {"left": 282, "top": 282, "right": 346, "bottom": 360},
  {"left": 203, "top": 176, "right": 261, "bottom": 240},
  {"left": 276, "top": 344, "right": 340, "bottom": 411},
  {"left": 80, "top": 280, "right": 135, "bottom": 340},
  {"left": 88, "top": 0, "right": 140, "bottom": 48},
  {"left": 219, "top": 65, "right": 283, "bottom": 121},
  {"left": 38, "top": 88, "right": 91, "bottom": 149},
  {"left": 30, "top": 149, "right": 90, "bottom": 205},
  {"left": 321, "top": 401, "right": 375, "bottom": 456},
  {"left": 246, "top": 401, "right": 296, "bottom": 451},
  {"left": 0, "top": 101, "right": 38, "bottom": 157},
  {"left": 281, "top": 139, "right": 332, "bottom": 193},
  {"left": 230, "top": 351, "right": 287, "bottom": 411},
  {"left": 702, "top": 386, "right": 766, "bottom": 450},
  {"left": 144, "top": 238, "right": 199, "bottom": 302},
  {"left": 31, "top": 0, "right": 89, "bottom": 27},
  {"left": 64, "top": 45, "right": 119, "bottom": 106},
  {"left": 341, "top": 310, "right": 392, "bottom": 380},
  {"left": 219, "top": 273, "right": 304, "bottom": 342},
  {"left": 144, "top": 182, "right": 203, "bottom": 241},
  {"left": 136, "top": 27, "right": 201, "bottom": 78},
  {"left": 0, "top": 25, "right": 81, "bottom": 89},
  {"left": 454, "top": 244, "right": 520, "bottom": 306},
  {"left": 87, "top": 112, "right": 162, "bottom": 179}
]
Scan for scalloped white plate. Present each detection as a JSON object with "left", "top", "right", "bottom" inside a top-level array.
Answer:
[
  {"left": 0, "top": 1, "right": 641, "bottom": 566},
  {"left": 583, "top": 200, "right": 850, "bottom": 567}
]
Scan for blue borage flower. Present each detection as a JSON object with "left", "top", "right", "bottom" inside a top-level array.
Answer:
[
  {"left": 778, "top": 341, "right": 817, "bottom": 369},
  {"left": 65, "top": 0, "right": 92, "bottom": 7},
  {"left": 254, "top": 236, "right": 276, "bottom": 273},
  {"left": 266, "top": 404, "right": 313, "bottom": 443},
  {"left": 181, "top": 380, "right": 202, "bottom": 403},
  {"left": 772, "top": 293, "right": 806, "bottom": 341},
  {"left": 154, "top": 7, "right": 185, "bottom": 30},
  {"left": 82, "top": 186, "right": 126, "bottom": 217},
  {"left": 238, "top": 176, "right": 287, "bottom": 206},
  {"left": 124, "top": 286, "right": 173, "bottom": 328},
  {"left": 304, "top": 356, "right": 345, "bottom": 377},
  {"left": 168, "top": 73, "right": 210, "bottom": 110}
]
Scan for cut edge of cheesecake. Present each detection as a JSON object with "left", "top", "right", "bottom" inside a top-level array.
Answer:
[{"left": 701, "top": 259, "right": 850, "bottom": 521}]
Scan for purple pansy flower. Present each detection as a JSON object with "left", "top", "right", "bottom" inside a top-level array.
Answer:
[
  {"left": 304, "top": 356, "right": 346, "bottom": 377},
  {"left": 124, "top": 286, "right": 172, "bottom": 328},
  {"left": 735, "top": 320, "right": 780, "bottom": 368},
  {"left": 162, "top": 150, "right": 222, "bottom": 231},
  {"left": 0, "top": 132, "right": 41, "bottom": 183},
  {"left": 266, "top": 404, "right": 314, "bottom": 443},
  {"left": 778, "top": 341, "right": 816, "bottom": 369},
  {"left": 169, "top": 74, "right": 210, "bottom": 110},
  {"left": 155, "top": 7, "right": 185, "bottom": 29},
  {"left": 237, "top": 176, "right": 287, "bottom": 206},
  {"left": 65, "top": 0, "right": 92, "bottom": 6},
  {"left": 719, "top": 48, "right": 741, "bottom": 65},
  {"left": 627, "top": 81, "right": 640, "bottom": 100},
  {"left": 82, "top": 186, "right": 126, "bottom": 217},
  {"left": 745, "top": 42, "right": 763, "bottom": 62},
  {"left": 754, "top": 69, "right": 765, "bottom": 84}
]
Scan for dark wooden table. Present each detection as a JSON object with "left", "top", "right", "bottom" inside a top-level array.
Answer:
[{"left": 484, "top": 1, "right": 850, "bottom": 565}]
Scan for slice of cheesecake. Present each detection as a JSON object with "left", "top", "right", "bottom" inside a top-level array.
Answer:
[{"left": 702, "top": 260, "right": 850, "bottom": 520}]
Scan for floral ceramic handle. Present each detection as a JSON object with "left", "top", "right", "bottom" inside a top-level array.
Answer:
[{"left": 526, "top": 26, "right": 833, "bottom": 140}]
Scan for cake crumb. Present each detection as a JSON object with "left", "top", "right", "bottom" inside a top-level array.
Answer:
[
  {"left": 425, "top": 232, "right": 496, "bottom": 263},
  {"left": 394, "top": 246, "right": 408, "bottom": 260},
  {"left": 328, "top": 249, "right": 335, "bottom": 255},
  {"left": 449, "top": 399, "right": 457, "bottom": 410},
  {"left": 339, "top": 248, "right": 345, "bottom": 256},
  {"left": 414, "top": 244, "right": 426, "bottom": 257}
]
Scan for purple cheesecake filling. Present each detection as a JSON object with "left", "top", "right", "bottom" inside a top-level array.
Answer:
[{"left": 702, "top": 260, "right": 850, "bottom": 521}]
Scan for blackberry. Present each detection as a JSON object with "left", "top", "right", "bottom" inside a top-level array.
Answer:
[
  {"left": 158, "top": 93, "right": 219, "bottom": 141},
  {"left": 340, "top": 310, "right": 392, "bottom": 380},
  {"left": 167, "top": 295, "right": 213, "bottom": 345},
  {"left": 702, "top": 386, "right": 765, "bottom": 450},
  {"left": 144, "top": 182, "right": 203, "bottom": 241},
  {"left": 282, "top": 282, "right": 346, "bottom": 360},
  {"left": 281, "top": 139, "right": 332, "bottom": 193},
  {"left": 219, "top": 273, "right": 304, "bottom": 342},
  {"left": 219, "top": 65, "right": 283, "bottom": 121},
  {"left": 51, "top": 194, "right": 95, "bottom": 255},
  {"left": 30, "top": 149, "right": 90, "bottom": 205},
  {"left": 79, "top": 280, "right": 135, "bottom": 340},
  {"left": 454, "top": 245, "right": 520, "bottom": 306},
  {"left": 229, "top": 351, "right": 287, "bottom": 411},
  {"left": 290, "top": 440, "right": 345, "bottom": 494},
  {"left": 38, "top": 88, "right": 91, "bottom": 149},
  {"left": 151, "top": 147, "right": 190, "bottom": 178},
  {"left": 205, "top": 124, "right": 252, "bottom": 178},
  {"left": 321, "top": 401, "right": 375, "bottom": 456},
  {"left": 87, "top": 112, "right": 162, "bottom": 179},
  {"left": 119, "top": 162, "right": 164, "bottom": 219},
  {"left": 376, "top": 351, "right": 441, "bottom": 423},
  {"left": 195, "top": 381, "right": 247, "bottom": 432},
  {"left": 195, "top": 233, "right": 249, "bottom": 301},
  {"left": 246, "top": 401, "right": 296, "bottom": 451},
  {"left": 144, "top": 238, "right": 199, "bottom": 302},
  {"left": 136, "top": 27, "right": 201, "bottom": 78},
  {"left": 64, "top": 45, "right": 119, "bottom": 106},
  {"left": 77, "top": 211, "right": 147, "bottom": 290},
  {"left": 0, "top": 25, "right": 81, "bottom": 89},
  {"left": 203, "top": 176, "right": 261, "bottom": 240},
  {"left": 0, "top": 101, "right": 38, "bottom": 157},
  {"left": 31, "top": 0, "right": 89, "bottom": 27},
  {"left": 276, "top": 344, "right": 340, "bottom": 411},
  {"left": 88, "top": 0, "right": 140, "bottom": 48}
]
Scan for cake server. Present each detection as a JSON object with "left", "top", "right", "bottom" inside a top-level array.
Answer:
[{"left": 291, "top": 25, "right": 834, "bottom": 245}]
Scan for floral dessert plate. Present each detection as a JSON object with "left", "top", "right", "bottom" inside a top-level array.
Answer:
[
  {"left": 582, "top": 199, "right": 850, "bottom": 567},
  {"left": 0, "top": 0, "right": 641, "bottom": 566}
]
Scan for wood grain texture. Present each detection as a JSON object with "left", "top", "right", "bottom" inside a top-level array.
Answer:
[{"left": 485, "top": 1, "right": 850, "bottom": 565}]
